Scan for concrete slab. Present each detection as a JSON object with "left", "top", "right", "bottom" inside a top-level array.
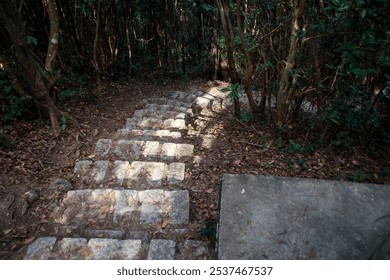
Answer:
[{"left": 218, "top": 174, "right": 390, "bottom": 260}]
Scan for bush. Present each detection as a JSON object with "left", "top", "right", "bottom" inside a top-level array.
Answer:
[{"left": 0, "top": 71, "right": 33, "bottom": 125}]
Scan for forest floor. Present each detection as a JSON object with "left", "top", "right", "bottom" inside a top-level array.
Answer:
[{"left": 0, "top": 78, "right": 389, "bottom": 259}]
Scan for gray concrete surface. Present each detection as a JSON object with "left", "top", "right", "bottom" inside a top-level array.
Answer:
[{"left": 218, "top": 174, "right": 390, "bottom": 260}]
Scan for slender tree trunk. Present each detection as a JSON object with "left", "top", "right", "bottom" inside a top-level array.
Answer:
[
  {"left": 125, "top": 18, "right": 133, "bottom": 80},
  {"left": 179, "top": 0, "right": 186, "bottom": 75},
  {"left": 276, "top": 0, "right": 306, "bottom": 126},
  {"left": 217, "top": 0, "right": 240, "bottom": 117},
  {"left": 93, "top": 0, "right": 102, "bottom": 91},
  {"left": 236, "top": 0, "right": 257, "bottom": 112},
  {"left": 211, "top": 2, "right": 219, "bottom": 80},
  {"left": 43, "top": 0, "right": 59, "bottom": 74}
]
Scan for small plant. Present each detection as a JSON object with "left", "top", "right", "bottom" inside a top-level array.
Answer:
[
  {"left": 286, "top": 140, "right": 306, "bottom": 153},
  {"left": 345, "top": 170, "right": 370, "bottom": 182},
  {"left": 222, "top": 83, "right": 241, "bottom": 102},
  {"left": 288, "top": 159, "right": 295, "bottom": 170},
  {"left": 275, "top": 137, "right": 284, "bottom": 149},
  {"left": 297, "top": 158, "right": 307, "bottom": 171},
  {"left": 60, "top": 116, "right": 67, "bottom": 130},
  {"left": 240, "top": 111, "right": 251, "bottom": 123},
  {"left": 331, "top": 131, "right": 353, "bottom": 150}
]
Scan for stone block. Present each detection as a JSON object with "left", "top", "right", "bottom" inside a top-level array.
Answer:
[
  {"left": 137, "top": 117, "right": 163, "bottom": 129},
  {"left": 125, "top": 118, "right": 137, "bottom": 129},
  {"left": 92, "top": 161, "right": 110, "bottom": 183},
  {"left": 138, "top": 189, "right": 168, "bottom": 224},
  {"left": 54, "top": 189, "right": 117, "bottom": 225},
  {"left": 95, "top": 139, "right": 112, "bottom": 156},
  {"left": 193, "top": 96, "right": 211, "bottom": 108},
  {"left": 110, "top": 160, "right": 130, "bottom": 186},
  {"left": 167, "top": 162, "right": 185, "bottom": 184},
  {"left": 161, "top": 143, "right": 177, "bottom": 159},
  {"left": 114, "top": 190, "right": 139, "bottom": 222},
  {"left": 74, "top": 160, "right": 109, "bottom": 185},
  {"left": 176, "top": 240, "right": 209, "bottom": 260},
  {"left": 24, "top": 237, "right": 57, "bottom": 260},
  {"left": 114, "top": 140, "right": 144, "bottom": 158},
  {"left": 168, "top": 190, "right": 189, "bottom": 224},
  {"left": 218, "top": 174, "right": 390, "bottom": 260},
  {"left": 176, "top": 144, "right": 194, "bottom": 158},
  {"left": 163, "top": 119, "right": 186, "bottom": 130},
  {"left": 87, "top": 239, "right": 142, "bottom": 260},
  {"left": 51, "top": 238, "right": 88, "bottom": 260},
  {"left": 142, "top": 141, "right": 161, "bottom": 157},
  {"left": 147, "top": 239, "right": 176, "bottom": 260},
  {"left": 126, "top": 161, "right": 165, "bottom": 187}
]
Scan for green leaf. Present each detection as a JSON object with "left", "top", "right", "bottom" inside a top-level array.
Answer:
[
  {"left": 221, "top": 87, "right": 232, "bottom": 93},
  {"left": 349, "top": 67, "right": 366, "bottom": 77},
  {"left": 27, "top": 36, "right": 37, "bottom": 46},
  {"left": 60, "top": 116, "right": 67, "bottom": 130}
]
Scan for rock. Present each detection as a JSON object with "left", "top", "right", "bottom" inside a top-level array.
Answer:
[
  {"left": 24, "top": 190, "right": 39, "bottom": 203},
  {"left": 0, "top": 132, "right": 16, "bottom": 150},
  {"left": 49, "top": 178, "right": 73, "bottom": 192}
]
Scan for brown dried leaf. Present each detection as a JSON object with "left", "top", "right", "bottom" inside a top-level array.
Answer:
[{"left": 21, "top": 236, "right": 35, "bottom": 245}]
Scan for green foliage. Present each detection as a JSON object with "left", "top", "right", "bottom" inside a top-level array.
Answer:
[
  {"left": 331, "top": 131, "right": 353, "bottom": 150},
  {"left": 240, "top": 111, "right": 251, "bottom": 123},
  {"left": 275, "top": 137, "right": 284, "bottom": 149},
  {"left": 275, "top": 135, "right": 315, "bottom": 155},
  {"left": 297, "top": 158, "right": 307, "bottom": 171},
  {"left": 286, "top": 140, "right": 306, "bottom": 153},
  {"left": 345, "top": 170, "right": 370, "bottom": 182},
  {"left": 26, "top": 36, "right": 38, "bottom": 46},
  {"left": 60, "top": 116, "right": 67, "bottom": 130},
  {"left": 57, "top": 72, "right": 96, "bottom": 104},
  {"left": 222, "top": 83, "right": 242, "bottom": 102},
  {"left": 0, "top": 71, "right": 32, "bottom": 124}
]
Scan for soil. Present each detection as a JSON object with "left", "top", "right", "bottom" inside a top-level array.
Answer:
[{"left": 0, "top": 78, "right": 389, "bottom": 259}]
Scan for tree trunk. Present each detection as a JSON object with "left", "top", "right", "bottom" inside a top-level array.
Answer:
[
  {"left": 93, "top": 0, "right": 102, "bottom": 91},
  {"left": 43, "top": 0, "right": 60, "bottom": 74},
  {"left": 217, "top": 0, "right": 240, "bottom": 117},
  {"left": 276, "top": 0, "right": 306, "bottom": 126},
  {"left": 125, "top": 18, "right": 133, "bottom": 80},
  {"left": 0, "top": 0, "right": 78, "bottom": 131},
  {"left": 236, "top": 0, "right": 257, "bottom": 112},
  {"left": 179, "top": 0, "right": 186, "bottom": 75}
]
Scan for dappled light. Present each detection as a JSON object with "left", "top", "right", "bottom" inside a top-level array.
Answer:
[{"left": 0, "top": 0, "right": 389, "bottom": 260}]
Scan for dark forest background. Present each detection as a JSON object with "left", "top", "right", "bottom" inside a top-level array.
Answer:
[{"left": 0, "top": 0, "right": 389, "bottom": 146}]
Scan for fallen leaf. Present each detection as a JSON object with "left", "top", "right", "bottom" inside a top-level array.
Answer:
[
  {"left": 162, "top": 218, "right": 169, "bottom": 228},
  {"left": 22, "top": 236, "right": 35, "bottom": 245},
  {"left": 3, "top": 229, "right": 12, "bottom": 235}
]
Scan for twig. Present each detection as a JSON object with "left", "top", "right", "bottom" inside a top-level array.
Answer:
[
  {"left": 241, "top": 140, "right": 274, "bottom": 152},
  {"left": 240, "top": 141, "right": 263, "bottom": 148},
  {"left": 0, "top": 150, "right": 11, "bottom": 156}
]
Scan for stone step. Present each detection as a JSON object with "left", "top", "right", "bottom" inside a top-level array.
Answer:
[
  {"left": 24, "top": 237, "right": 209, "bottom": 260},
  {"left": 74, "top": 160, "right": 185, "bottom": 188},
  {"left": 147, "top": 98, "right": 193, "bottom": 109},
  {"left": 116, "top": 129, "right": 182, "bottom": 142},
  {"left": 126, "top": 117, "right": 186, "bottom": 130},
  {"left": 172, "top": 90, "right": 224, "bottom": 113},
  {"left": 51, "top": 188, "right": 189, "bottom": 226},
  {"left": 145, "top": 103, "right": 193, "bottom": 114},
  {"left": 133, "top": 109, "right": 190, "bottom": 120},
  {"left": 94, "top": 139, "right": 194, "bottom": 160}
]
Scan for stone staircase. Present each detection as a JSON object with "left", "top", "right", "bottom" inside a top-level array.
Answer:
[{"left": 23, "top": 88, "right": 226, "bottom": 260}]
